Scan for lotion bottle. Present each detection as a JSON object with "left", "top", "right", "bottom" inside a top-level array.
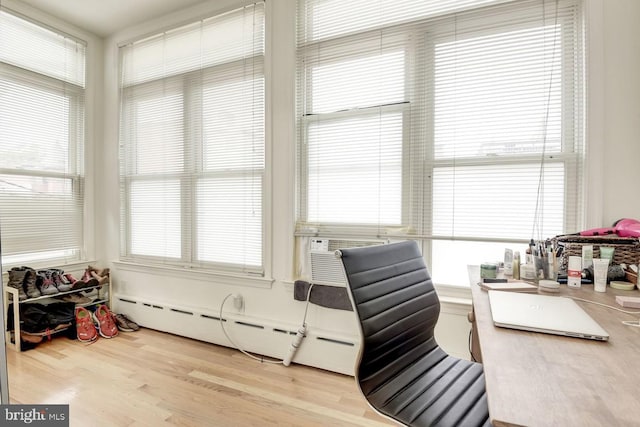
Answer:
[
  {"left": 512, "top": 251, "right": 521, "bottom": 280},
  {"left": 504, "top": 249, "right": 514, "bottom": 276}
]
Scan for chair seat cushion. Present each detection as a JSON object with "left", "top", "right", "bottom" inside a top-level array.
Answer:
[{"left": 366, "top": 346, "right": 491, "bottom": 427}]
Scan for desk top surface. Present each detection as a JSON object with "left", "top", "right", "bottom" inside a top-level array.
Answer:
[{"left": 471, "top": 282, "right": 640, "bottom": 427}]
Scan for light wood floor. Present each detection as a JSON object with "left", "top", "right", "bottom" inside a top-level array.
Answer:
[{"left": 6, "top": 328, "right": 394, "bottom": 427}]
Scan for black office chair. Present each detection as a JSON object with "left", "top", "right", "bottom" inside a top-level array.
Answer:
[{"left": 337, "top": 241, "right": 491, "bottom": 427}]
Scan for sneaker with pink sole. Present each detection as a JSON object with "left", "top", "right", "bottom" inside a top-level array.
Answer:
[
  {"left": 75, "top": 307, "right": 98, "bottom": 343},
  {"left": 92, "top": 305, "right": 118, "bottom": 339}
]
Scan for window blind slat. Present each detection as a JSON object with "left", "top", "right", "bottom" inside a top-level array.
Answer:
[{"left": 0, "top": 9, "right": 86, "bottom": 87}]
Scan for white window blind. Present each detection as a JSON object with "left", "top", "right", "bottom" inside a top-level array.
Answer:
[
  {"left": 296, "top": 0, "right": 584, "bottom": 286},
  {"left": 119, "top": 3, "right": 265, "bottom": 274},
  {"left": 0, "top": 8, "right": 86, "bottom": 267}
]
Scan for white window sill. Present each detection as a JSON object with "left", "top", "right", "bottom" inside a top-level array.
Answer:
[
  {"left": 113, "top": 261, "right": 274, "bottom": 289},
  {"left": 435, "top": 283, "right": 472, "bottom": 307}
]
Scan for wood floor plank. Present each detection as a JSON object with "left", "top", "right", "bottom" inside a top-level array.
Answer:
[{"left": 7, "top": 328, "right": 393, "bottom": 427}]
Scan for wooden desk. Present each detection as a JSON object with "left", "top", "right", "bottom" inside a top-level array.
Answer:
[{"left": 471, "top": 283, "right": 640, "bottom": 427}]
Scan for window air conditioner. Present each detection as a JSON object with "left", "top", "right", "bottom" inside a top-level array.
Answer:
[{"left": 309, "top": 238, "right": 387, "bottom": 287}]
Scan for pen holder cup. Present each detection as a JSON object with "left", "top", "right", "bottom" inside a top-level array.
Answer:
[{"left": 533, "top": 255, "right": 558, "bottom": 282}]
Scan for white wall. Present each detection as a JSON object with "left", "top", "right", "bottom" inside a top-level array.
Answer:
[{"left": 601, "top": 0, "right": 640, "bottom": 225}]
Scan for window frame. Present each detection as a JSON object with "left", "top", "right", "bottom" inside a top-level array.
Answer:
[
  {"left": 296, "top": 0, "right": 585, "bottom": 286},
  {"left": 119, "top": 35, "right": 266, "bottom": 276},
  {"left": 0, "top": 38, "right": 86, "bottom": 268}
]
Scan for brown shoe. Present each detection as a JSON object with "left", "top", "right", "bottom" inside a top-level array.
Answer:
[
  {"left": 81, "top": 270, "right": 99, "bottom": 288},
  {"left": 88, "top": 265, "right": 110, "bottom": 277},
  {"left": 64, "top": 273, "right": 86, "bottom": 290},
  {"left": 90, "top": 271, "right": 109, "bottom": 285},
  {"left": 112, "top": 313, "right": 140, "bottom": 332},
  {"left": 7, "top": 268, "right": 28, "bottom": 300},
  {"left": 56, "top": 293, "right": 92, "bottom": 304}
]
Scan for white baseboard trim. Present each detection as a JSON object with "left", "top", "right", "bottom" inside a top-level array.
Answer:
[
  {"left": 112, "top": 293, "right": 359, "bottom": 375},
  {"left": 112, "top": 293, "right": 472, "bottom": 374}
]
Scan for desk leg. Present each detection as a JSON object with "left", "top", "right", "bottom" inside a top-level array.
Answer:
[{"left": 468, "top": 309, "right": 482, "bottom": 363}]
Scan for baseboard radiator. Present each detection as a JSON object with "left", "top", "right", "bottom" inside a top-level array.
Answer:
[{"left": 113, "top": 294, "right": 358, "bottom": 375}]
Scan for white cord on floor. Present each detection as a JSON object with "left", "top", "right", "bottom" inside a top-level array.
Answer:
[
  {"left": 219, "top": 294, "right": 283, "bottom": 364},
  {"left": 219, "top": 284, "right": 315, "bottom": 365}
]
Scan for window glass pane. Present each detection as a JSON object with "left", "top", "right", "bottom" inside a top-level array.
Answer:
[
  {"left": 434, "top": 24, "right": 562, "bottom": 159},
  {"left": 0, "top": 79, "right": 69, "bottom": 173},
  {"left": 431, "top": 240, "right": 528, "bottom": 287},
  {"left": 197, "top": 176, "right": 262, "bottom": 267},
  {"left": 3, "top": 249, "right": 79, "bottom": 266},
  {"left": 0, "top": 175, "right": 81, "bottom": 260},
  {"left": 432, "top": 163, "right": 565, "bottom": 240},
  {"left": 307, "top": 112, "right": 402, "bottom": 224},
  {"left": 310, "top": 50, "right": 405, "bottom": 113},
  {"left": 203, "top": 76, "right": 265, "bottom": 171},
  {"left": 133, "top": 93, "right": 184, "bottom": 174},
  {"left": 129, "top": 180, "right": 181, "bottom": 258}
]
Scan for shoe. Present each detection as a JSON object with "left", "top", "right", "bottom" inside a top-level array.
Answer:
[
  {"left": 51, "top": 270, "right": 72, "bottom": 292},
  {"left": 90, "top": 271, "right": 109, "bottom": 286},
  {"left": 7, "top": 268, "right": 28, "bottom": 301},
  {"left": 88, "top": 265, "right": 109, "bottom": 275},
  {"left": 75, "top": 307, "right": 98, "bottom": 343},
  {"left": 88, "top": 265, "right": 110, "bottom": 277},
  {"left": 112, "top": 313, "right": 140, "bottom": 332},
  {"left": 56, "top": 293, "right": 92, "bottom": 304},
  {"left": 81, "top": 270, "right": 99, "bottom": 288},
  {"left": 37, "top": 270, "right": 59, "bottom": 296},
  {"left": 21, "top": 331, "right": 44, "bottom": 344},
  {"left": 92, "top": 305, "right": 118, "bottom": 338},
  {"left": 64, "top": 273, "right": 86, "bottom": 290},
  {"left": 23, "top": 268, "right": 41, "bottom": 299}
]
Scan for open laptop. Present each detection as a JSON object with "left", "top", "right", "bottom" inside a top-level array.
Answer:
[{"left": 488, "top": 290, "right": 609, "bottom": 341}]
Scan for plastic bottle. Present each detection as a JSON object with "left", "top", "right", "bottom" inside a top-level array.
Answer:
[
  {"left": 504, "top": 249, "right": 513, "bottom": 276},
  {"left": 512, "top": 251, "right": 521, "bottom": 280},
  {"left": 567, "top": 255, "right": 582, "bottom": 288}
]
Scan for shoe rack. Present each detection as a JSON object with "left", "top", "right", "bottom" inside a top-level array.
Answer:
[{"left": 3, "top": 279, "right": 111, "bottom": 352}]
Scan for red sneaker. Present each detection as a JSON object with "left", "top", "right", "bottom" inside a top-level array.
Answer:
[
  {"left": 92, "top": 305, "right": 118, "bottom": 338},
  {"left": 75, "top": 307, "right": 98, "bottom": 342}
]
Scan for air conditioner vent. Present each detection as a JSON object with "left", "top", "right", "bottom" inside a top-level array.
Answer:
[
  {"left": 310, "top": 251, "right": 346, "bottom": 287},
  {"left": 309, "top": 238, "right": 387, "bottom": 287},
  {"left": 328, "top": 239, "right": 384, "bottom": 252}
]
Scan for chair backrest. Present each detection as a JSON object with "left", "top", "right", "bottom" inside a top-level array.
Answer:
[{"left": 338, "top": 240, "right": 440, "bottom": 396}]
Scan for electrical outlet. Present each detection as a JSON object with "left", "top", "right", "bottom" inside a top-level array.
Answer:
[{"left": 232, "top": 294, "right": 244, "bottom": 311}]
